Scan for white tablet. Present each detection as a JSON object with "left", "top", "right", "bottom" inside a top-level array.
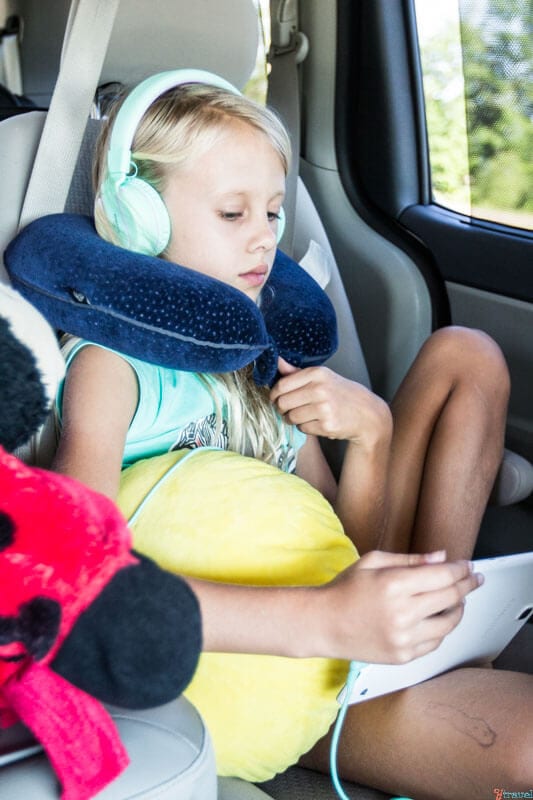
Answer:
[{"left": 341, "top": 550, "right": 533, "bottom": 705}]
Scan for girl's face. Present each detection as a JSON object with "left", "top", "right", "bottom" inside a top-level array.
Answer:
[{"left": 162, "top": 120, "right": 286, "bottom": 302}]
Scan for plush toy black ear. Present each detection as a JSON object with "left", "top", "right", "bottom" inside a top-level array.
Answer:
[
  {"left": 51, "top": 553, "right": 202, "bottom": 708},
  {"left": 0, "top": 314, "right": 50, "bottom": 451},
  {"left": 0, "top": 284, "right": 65, "bottom": 451}
]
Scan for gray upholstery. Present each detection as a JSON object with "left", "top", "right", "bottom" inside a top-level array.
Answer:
[
  {"left": 0, "top": 697, "right": 218, "bottom": 799},
  {"left": 0, "top": 111, "right": 46, "bottom": 280},
  {"left": 490, "top": 447, "right": 533, "bottom": 506},
  {"left": 219, "top": 778, "right": 279, "bottom": 800}
]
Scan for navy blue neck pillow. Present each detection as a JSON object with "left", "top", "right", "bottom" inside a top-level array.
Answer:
[{"left": 5, "top": 214, "right": 338, "bottom": 385}]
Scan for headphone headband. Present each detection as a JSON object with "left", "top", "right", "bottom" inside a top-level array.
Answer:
[{"left": 107, "top": 69, "right": 242, "bottom": 179}]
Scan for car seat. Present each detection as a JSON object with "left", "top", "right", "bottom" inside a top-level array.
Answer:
[
  {"left": 0, "top": 2, "right": 530, "bottom": 800},
  {"left": 0, "top": 697, "right": 219, "bottom": 799}
]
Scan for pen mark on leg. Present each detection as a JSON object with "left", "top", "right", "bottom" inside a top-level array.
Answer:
[{"left": 427, "top": 702, "right": 496, "bottom": 748}]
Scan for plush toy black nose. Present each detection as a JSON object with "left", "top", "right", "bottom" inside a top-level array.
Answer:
[
  {"left": 0, "top": 597, "right": 61, "bottom": 660},
  {"left": 0, "top": 511, "right": 15, "bottom": 551}
]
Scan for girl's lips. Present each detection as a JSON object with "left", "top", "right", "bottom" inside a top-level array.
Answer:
[{"left": 240, "top": 267, "right": 268, "bottom": 287}]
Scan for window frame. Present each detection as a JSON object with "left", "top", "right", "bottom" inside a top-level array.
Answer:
[{"left": 335, "top": 0, "right": 533, "bottom": 305}]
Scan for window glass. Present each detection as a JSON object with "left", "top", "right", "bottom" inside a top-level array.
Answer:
[
  {"left": 244, "top": 0, "right": 270, "bottom": 104},
  {"left": 414, "top": 0, "right": 532, "bottom": 231}
]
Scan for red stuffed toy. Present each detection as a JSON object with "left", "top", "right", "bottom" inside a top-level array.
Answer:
[{"left": 0, "top": 285, "right": 202, "bottom": 799}]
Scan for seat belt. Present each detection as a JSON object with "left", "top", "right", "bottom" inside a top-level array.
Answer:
[
  {"left": 267, "top": 0, "right": 308, "bottom": 258},
  {"left": 14, "top": 0, "right": 120, "bottom": 466},
  {"left": 18, "top": 0, "right": 120, "bottom": 230}
]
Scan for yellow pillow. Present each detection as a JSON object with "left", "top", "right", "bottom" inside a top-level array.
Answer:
[{"left": 118, "top": 448, "right": 358, "bottom": 781}]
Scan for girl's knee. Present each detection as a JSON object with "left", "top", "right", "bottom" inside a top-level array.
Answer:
[
  {"left": 426, "top": 326, "right": 510, "bottom": 397},
  {"left": 428, "top": 325, "right": 503, "bottom": 363}
]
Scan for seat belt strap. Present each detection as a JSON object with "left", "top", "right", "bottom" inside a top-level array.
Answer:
[
  {"left": 267, "top": 0, "right": 308, "bottom": 258},
  {"left": 18, "top": 0, "right": 120, "bottom": 230},
  {"left": 14, "top": 0, "right": 120, "bottom": 467}
]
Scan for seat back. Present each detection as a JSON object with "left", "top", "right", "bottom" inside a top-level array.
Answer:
[{"left": 2, "top": 0, "right": 529, "bottom": 499}]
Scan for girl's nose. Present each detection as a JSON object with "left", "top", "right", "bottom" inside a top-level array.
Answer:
[{"left": 249, "top": 214, "right": 277, "bottom": 251}]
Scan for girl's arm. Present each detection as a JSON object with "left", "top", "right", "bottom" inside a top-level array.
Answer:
[
  {"left": 188, "top": 551, "right": 481, "bottom": 663},
  {"left": 53, "top": 350, "right": 481, "bottom": 664},
  {"left": 52, "top": 345, "right": 138, "bottom": 498},
  {"left": 271, "top": 359, "right": 392, "bottom": 553}
]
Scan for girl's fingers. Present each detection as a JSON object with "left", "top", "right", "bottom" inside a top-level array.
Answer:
[
  {"left": 356, "top": 553, "right": 478, "bottom": 597},
  {"left": 356, "top": 550, "right": 446, "bottom": 570},
  {"left": 270, "top": 370, "right": 312, "bottom": 405},
  {"left": 282, "top": 406, "right": 348, "bottom": 440},
  {"left": 410, "top": 602, "right": 467, "bottom": 657},
  {"left": 276, "top": 398, "right": 319, "bottom": 426},
  {"left": 416, "top": 572, "right": 484, "bottom": 620},
  {"left": 276, "top": 356, "right": 300, "bottom": 376},
  {"left": 271, "top": 381, "right": 319, "bottom": 414},
  {"left": 398, "top": 560, "right": 478, "bottom": 595},
  {"left": 388, "top": 599, "right": 466, "bottom": 663},
  {"left": 401, "top": 573, "right": 483, "bottom": 659}
]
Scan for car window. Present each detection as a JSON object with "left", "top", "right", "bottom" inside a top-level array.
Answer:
[
  {"left": 244, "top": 0, "right": 270, "bottom": 104},
  {"left": 414, "top": 0, "right": 532, "bottom": 232}
]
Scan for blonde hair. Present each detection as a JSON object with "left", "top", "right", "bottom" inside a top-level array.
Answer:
[
  {"left": 93, "top": 82, "right": 294, "bottom": 468},
  {"left": 200, "top": 366, "right": 295, "bottom": 469}
]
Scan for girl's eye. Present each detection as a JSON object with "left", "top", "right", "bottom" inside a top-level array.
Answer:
[{"left": 218, "top": 210, "right": 281, "bottom": 223}]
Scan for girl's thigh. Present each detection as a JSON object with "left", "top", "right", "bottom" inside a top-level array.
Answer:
[{"left": 300, "top": 666, "right": 533, "bottom": 800}]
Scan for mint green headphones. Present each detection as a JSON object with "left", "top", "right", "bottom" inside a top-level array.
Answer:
[{"left": 100, "top": 68, "right": 286, "bottom": 256}]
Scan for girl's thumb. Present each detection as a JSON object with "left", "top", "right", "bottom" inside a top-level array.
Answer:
[{"left": 277, "top": 356, "right": 300, "bottom": 375}]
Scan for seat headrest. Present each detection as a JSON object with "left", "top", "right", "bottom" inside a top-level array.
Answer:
[
  {"left": 102, "top": 0, "right": 259, "bottom": 90},
  {"left": 20, "top": 0, "right": 260, "bottom": 105}
]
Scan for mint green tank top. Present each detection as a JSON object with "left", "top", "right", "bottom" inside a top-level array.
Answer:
[{"left": 56, "top": 339, "right": 305, "bottom": 471}]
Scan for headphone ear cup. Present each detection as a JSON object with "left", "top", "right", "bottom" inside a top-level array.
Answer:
[
  {"left": 276, "top": 206, "right": 286, "bottom": 244},
  {"left": 100, "top": 176, "right": 171, "bottom": 256}
]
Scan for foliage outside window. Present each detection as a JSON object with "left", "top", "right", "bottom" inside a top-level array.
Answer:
[
  {"left": 415, "top": 0, "right": 532, "bottom": 231},
  {"left": 244, "top": 0, "right": 270, "bottom": 105}
]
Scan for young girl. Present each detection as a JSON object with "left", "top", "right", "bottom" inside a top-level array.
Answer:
[{"left": 53, "top": 79, "right": 532, "bottom": 800}]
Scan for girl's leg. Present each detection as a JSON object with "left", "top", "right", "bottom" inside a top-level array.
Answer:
[
  {"left": 300, "top": 667, "right": 533, "bottom": 800},
  {"left": 382, "top": 326, "right": 510, "bottom": 558}
]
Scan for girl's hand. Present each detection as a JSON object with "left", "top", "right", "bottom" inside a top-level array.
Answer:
[
  {"left": 270, "top": 357, "right": 391, "bottom": 449},
  {"left": 316, "top": 550, "right": 483, "bottom": 664}
]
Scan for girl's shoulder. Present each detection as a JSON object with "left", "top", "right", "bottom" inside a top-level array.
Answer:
[
  {"left": 60, "top": 336, "right": 218, "bottom": 409},
  {"left": 61, "top": 335, "right": 144, "bottom": 373}
]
